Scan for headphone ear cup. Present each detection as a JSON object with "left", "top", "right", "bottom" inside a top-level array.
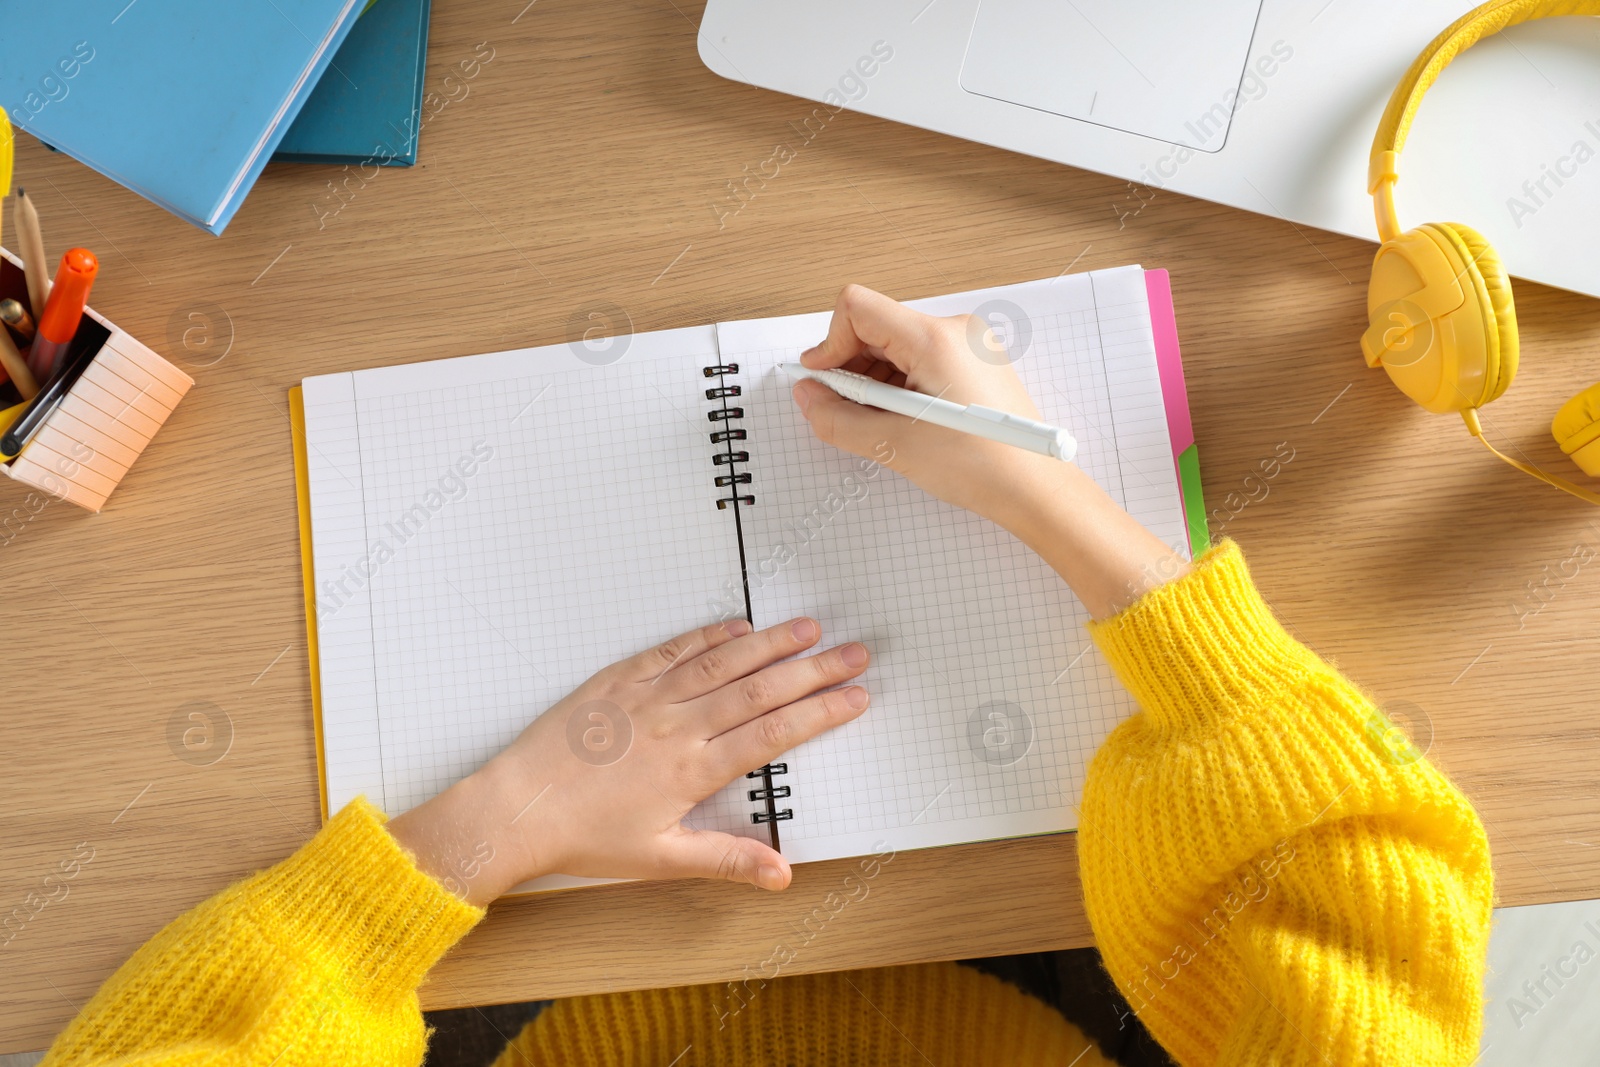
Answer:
[
  {"left": 1432, "top": 222, "right": 1519, "bottom": 406},
  {"left": 1553, "top": 382, "right": 1600, "bottom": 477}
]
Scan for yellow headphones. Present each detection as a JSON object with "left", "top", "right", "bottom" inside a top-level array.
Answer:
[{"left": 1364, "top": 0, "right": 1600, "bottom": 505}]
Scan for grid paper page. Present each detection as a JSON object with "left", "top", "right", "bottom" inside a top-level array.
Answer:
[
  {"left": 718, "top": 267, "right": 1190, "bottom": 864},
  {"left": 302, "top": 328, "right": 765, "bottom": 891}
]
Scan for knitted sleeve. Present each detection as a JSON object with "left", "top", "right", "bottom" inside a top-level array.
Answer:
[
  {"left": 1080, "top": 541, "right": 1493, "bottom": 1067},
  {"left": 41, "top": 797, "right": 482, "bottom": 1067}
]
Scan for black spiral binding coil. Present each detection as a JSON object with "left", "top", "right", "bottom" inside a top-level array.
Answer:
[
  {"left": 746, "top": 763, "right": 792, "bottom": 823},
  {"left": 706, "top": 361, "right": 786, "bottom": 833},
  {"left": 703, "top": 363, "right": 753, "bottom": 510}
]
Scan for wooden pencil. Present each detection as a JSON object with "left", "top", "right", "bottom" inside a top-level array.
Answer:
[
  {"left": 0, "top": 297, "right": 36, "bottom": 340},
  {"left": 15, "top": 188, "right": 50, "bottom": 317},
  {"left": 0, "top": 322, "right": 39, "bottom": 400}
]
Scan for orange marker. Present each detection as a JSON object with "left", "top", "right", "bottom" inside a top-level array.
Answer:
[{"left": 27, "top": 248, "right": 98, "bottom": 380}]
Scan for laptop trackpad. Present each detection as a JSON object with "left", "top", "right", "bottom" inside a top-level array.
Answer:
[{"left": 960, "top": 0, "right": 1265, "bottom": 151}]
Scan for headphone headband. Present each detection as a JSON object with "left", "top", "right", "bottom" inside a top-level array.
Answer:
[{"left": 1369, "top": 0, "right": 1600, "bottom": 239}]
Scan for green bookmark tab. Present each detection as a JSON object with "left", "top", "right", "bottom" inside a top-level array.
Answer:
[{"left": 1178, "top": 443, "right": 1209, "bottom": 555}]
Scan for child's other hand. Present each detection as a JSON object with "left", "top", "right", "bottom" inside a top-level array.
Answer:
[
  {"left": 791, "top": 284, "right": 1073, "bottom": 531},
  {"left": 388, "top": 617, "right": 869, "bottom": 904}
]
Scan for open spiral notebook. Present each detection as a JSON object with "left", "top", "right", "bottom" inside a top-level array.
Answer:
[{"left": 291, "top": 265, "right": 1207, "bottom": 892}]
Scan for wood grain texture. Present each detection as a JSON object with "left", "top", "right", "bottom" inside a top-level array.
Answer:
[{"left": 4, "top": 0, "right": 1600, "bottom": 1052}]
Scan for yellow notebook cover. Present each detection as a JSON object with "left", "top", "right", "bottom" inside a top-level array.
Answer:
[{"left": 289, "top": 385, "right": 331, "bottom": 823}]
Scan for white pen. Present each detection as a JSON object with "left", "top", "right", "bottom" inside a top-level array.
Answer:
[{"left": 781, "top": 363, "right": 1077, "bottom": 463}]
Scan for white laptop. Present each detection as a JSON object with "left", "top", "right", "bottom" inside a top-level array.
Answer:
[{"left": 699, "top": 0, "right": 1600, "bottom": 298}]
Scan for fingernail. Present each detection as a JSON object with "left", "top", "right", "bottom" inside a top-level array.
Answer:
[
  {"left": 840, "top": 642, "right": 868, "bottom": 668},
  {"left": 843, "top": 686, "right": 870, "bottom": 710},
  {"left": 791, "top": 617, "right": 818, "bottom": 641},
  {"left": 758, "top": 866, "right": 786, "bottom": 891},
  {"left": 724, "top": 618, "right": 752, "bottom": 637},
  {"left": 792, "top": 381, "right": 813, "bottom": 414}
]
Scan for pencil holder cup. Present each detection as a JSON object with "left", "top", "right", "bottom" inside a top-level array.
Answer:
[{"left": 0, "top": 247, "right": 194, "bottom": 512}]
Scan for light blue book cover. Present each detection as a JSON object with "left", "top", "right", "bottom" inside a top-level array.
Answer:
[
  {"left": 0, "top": 0, "right": 366, "bottom": 235},
  {"left": 274, "top": 0, "right": 432, "bottom": 167}
]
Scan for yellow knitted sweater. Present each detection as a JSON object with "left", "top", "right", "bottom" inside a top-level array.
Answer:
[{"left": 39, "top": 542, "right": 1493, "bottom": 1066}]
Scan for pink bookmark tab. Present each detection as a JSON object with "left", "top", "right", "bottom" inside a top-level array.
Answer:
[{"left": 1144, "top": 269, "right": 1193, "bottom": 456}]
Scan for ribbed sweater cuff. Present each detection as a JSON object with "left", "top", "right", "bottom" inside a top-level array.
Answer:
[
  {"left": 1089, "top": 540, "right": 1315, "bottom": 730},
  {"left": 255, "top": 797, "right": 484, "bottom": 993}
]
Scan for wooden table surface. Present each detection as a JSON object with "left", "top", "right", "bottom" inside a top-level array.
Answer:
[{"left": 6, "top": 0, "right": 1600, "bottom": 1052}]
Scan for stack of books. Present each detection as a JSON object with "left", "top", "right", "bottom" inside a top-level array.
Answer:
[{"left": 0, "top": 0, "right": 432, "bottom": 235}]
